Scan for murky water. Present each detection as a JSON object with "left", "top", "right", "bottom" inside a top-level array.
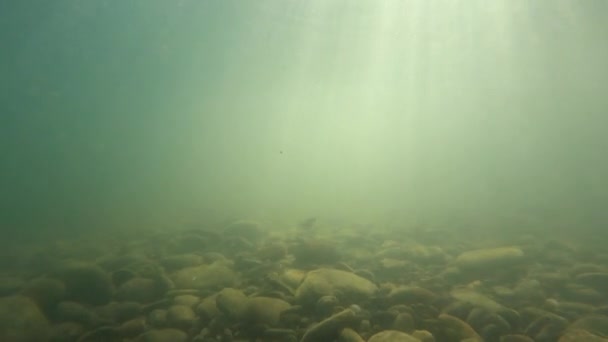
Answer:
[{"left": 1, "top": 1, "right": 607, "bottom": 341}]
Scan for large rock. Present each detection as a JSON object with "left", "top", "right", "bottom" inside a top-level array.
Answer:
[
  {"left": 296, "top": 268, "right": 378, "bottom": 306},
  {"left": 454, "top": 247, "right": 525, "bottom": 270},
  {"left": 0, "top": 295, "right": 51, "bottom": 342}
]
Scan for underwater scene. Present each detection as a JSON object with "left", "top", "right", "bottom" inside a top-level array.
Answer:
[{"left": 1, "top": 1, "right": 608, "bottom": 341}]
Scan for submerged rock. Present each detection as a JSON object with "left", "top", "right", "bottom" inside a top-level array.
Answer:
[
  {"left": 49, "top": 321, "right": 86, "bottom": 342},
  {"left": 499, "top": 334, "right": 534, "bottom": 342},
  {"left": 300, "top": 305, "right": 363, "bottom": 342},
  {"left": 171, "top": 261, "right": 238, "bottom": 290},
  {"left": 115, "top": 277, "right": 167, "bottom": 303},
  {"left": 387, "top": 286, "right": 438, "bottom": 305},
  {"left": 575, "top": 272, "right": 608, "bottom": 292},
  {"left": 215, "top": 287, "right": 248, "bottom": 320},
  {"left": 292, "top": 239, "right": 341, "bottom": 265},
  {"left": 0, "top": 295, "right": 51, "bottom": 342},
  {"left": 0, "top": 275, "right": 24, "bottom": 296},
  {"left": 166, "top": 304, "right": 196, "bottom": 330},
  {"left": 134, "top": 328, "right": 188, "bottom": 342},
  {"left": 436, "top": 313, "right": 483, "bottom": 341},
  {"left": 239, "top": 296, "right": 291, "bottom": 326},
  {"left": 161, "top": 254, "right": 204, "bottom": 271},
  {"left": 224, "top": 220, "right": 265, "bottom": 241},
  {"left": 21, "top": 277, "right": 66, "bottom": 312},
  {"left": 367, "top": 330, "right": 421, "bottom": 342},
  {"left": 559, "top": 329, "right": 608, "bottom": 342},
  {"left": 454, "top": 246, "right": 525, "bottom": 270},
  {"left": 567, "top": 315, "right": 608, "bottom": 337},
  {"left": 295, "top": 268, "right": 378, "bottom": 306},
  {"left": 53, "top": 262, "right": 114, "bottom": 305},
  {"left": 215, "top": 288, "right": 291, "bottom": 326},
  {"left": 339, "top": 328, "right": 365, "bottom": 342}
]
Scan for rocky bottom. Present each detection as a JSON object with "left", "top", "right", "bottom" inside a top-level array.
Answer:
[{"left": 1, "top": 219, "right": 608, "bottom": 342}]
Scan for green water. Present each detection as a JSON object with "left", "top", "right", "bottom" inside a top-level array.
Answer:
[{"left": 1, "top": 1, "right": 607, "bottom": 238}]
